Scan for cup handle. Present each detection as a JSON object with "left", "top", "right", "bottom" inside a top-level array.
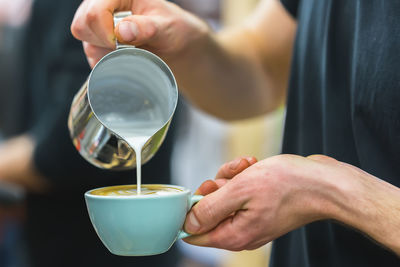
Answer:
[
  {"left": 113, "top": 11, "right": 135, "bottom": 49},
  {"left": 177, "top": 195, "right": 203, "bottom": 239}
]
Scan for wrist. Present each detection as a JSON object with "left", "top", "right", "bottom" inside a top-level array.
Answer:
[
  {"left": 266, "top": 155, "right": 342, "bottom": 224},
  {"left": 317, "top": 162, "right": 400, "bottom": 254},
  {"left": 284, "top": 156, "right": 363, "bottom": 224},
  {"left": 165, "top": 7, "right": 212, "bottom": 67}
]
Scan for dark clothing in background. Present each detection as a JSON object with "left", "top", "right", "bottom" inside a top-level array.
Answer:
[
  {"left": 0, "top": 25, "right": 26, "bottom": 136},
  {"left": 272, "top": 0, "right": 400, "bottom": 267},
  {"left": 1, "top": 0, "right": 180, "bottom": 266}
]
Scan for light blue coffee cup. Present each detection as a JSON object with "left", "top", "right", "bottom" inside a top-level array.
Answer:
[{"left": 85, "top": 184, "right": 202, "bottom": 256}]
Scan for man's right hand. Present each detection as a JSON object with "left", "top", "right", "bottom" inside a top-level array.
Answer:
[{"left": 71, "top": 0, "right": 209, "bottom": 68}]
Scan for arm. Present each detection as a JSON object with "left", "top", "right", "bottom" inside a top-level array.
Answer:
[
  {"left": 183, "top": 154, "right": 400, "bottom": 255},
  {"left": 0, "top": 135, "right": 50, "bottom": 193},
  {"left": 169, "top": 0, "right": 296, "bottom": 120},
  {"left": 71, "top": 0, "right": 296, "bottom": 120}
]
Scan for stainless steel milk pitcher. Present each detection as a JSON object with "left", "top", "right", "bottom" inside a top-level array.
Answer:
[{"left": 68, "top": 12, "right": 178, "bottom": 170}]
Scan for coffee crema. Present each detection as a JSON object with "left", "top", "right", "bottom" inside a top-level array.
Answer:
[{"left": 90, "top": 185, "right": 183, "bottom": 196}]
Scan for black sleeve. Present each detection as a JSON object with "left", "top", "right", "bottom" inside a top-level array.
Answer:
[{"left": 280, "top": 0, "right": 299, "bottom": 18}]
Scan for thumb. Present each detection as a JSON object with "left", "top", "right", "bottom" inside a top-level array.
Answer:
[
  {"left": 115, "top": 15, "right": 160, "bottom": 46},
  {"left": 184, "top": 184, "right": 244, "bottom": 235}
]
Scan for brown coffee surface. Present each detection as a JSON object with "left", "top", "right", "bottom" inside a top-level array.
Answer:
[{"left": 90, "top": 184, "right": 183, "bottom": 196}]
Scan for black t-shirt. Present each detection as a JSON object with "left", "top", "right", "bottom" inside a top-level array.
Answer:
[{"left": 273, "top": 0, "right": 400, "bottom": 266}]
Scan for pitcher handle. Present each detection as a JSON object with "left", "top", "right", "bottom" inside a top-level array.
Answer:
[{"left": 113, "top": 11, "right": 135, "bottom": 49}]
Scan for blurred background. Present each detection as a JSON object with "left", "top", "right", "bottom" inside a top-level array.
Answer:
[{"left": 0, "top": 0, "right": 284, "bottom": 266}]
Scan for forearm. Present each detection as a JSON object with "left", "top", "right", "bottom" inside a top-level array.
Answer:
[
  {"left": 320, "top": 164, "right": 400, "bottom": 255},
  {"left": 170, "top": 29, "right": 282, "bottom": 120},
  {"left": 359, "top": 179, "right": 400, "bottom": 255},
  {"left": 168, "top": 0, "right": 295, "bottom": 120}
]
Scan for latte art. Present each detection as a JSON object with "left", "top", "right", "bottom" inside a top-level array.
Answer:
[{"left": 90, "top": 185, "right": 183, "bottom": 196}]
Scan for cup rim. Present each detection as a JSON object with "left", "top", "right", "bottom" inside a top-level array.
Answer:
[{"left": 85, "top": 184, "right": 190, "bottom": 199}]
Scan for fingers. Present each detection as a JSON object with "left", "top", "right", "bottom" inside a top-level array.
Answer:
[
  {"left": 194, "top": 156, "right": 257, "bottom": 199},
  {"left": 71, "top": 0, "right": 164, "bottom": 50},
  {"left": 194, "top": 180, "right": 219, "bottom": 196},
  {"left": 215, "top": 156, "right": 257, "bottom": 180},
  {"left": 72, "top": 0, "right": 105, "bottom": 47},
  {"left": 83, "top": 42, "right": 113, "bottom": 68},
  {"left": 184, "top": 216, "right": 236, "bottom": 249},
  {"left": 247, "top": 156, "right": 258, "bottom": 165},
  {"left": 85, "top": 0, "right": 118, "bottom": 48},
  {"left": 185, "top": 157, "right": 255, "bottom": 236},
  {"left": 184, "top": 182, "right": 245, "bottom": 235},
  {"left": 184, "top": 209, "right": 255, "bottom": 251},
  {"left": 72, "top": 0, "right": 129, "bottom": 49},
  {"left": 214, "top": 178, "right": 229, "bottom": 188}
]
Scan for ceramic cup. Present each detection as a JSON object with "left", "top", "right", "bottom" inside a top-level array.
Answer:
[{"left": 85, "top": 184, "right": 202, "bottom": 256}]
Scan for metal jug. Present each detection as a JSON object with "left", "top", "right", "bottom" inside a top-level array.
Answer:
[{"left": 68, "top": 12, "right": 178, "bottom": 170}]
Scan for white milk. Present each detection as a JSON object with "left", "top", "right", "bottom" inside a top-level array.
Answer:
[{"left": 95, "top": 87, "right": 168, "bottom": 194}]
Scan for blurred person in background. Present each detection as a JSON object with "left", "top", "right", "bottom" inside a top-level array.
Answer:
[
  {"left": 72, "top": 0, "right": 400, "bottom": 266},
  {"left": 0, "top": 1, "right": 33, "bottom": 266},
  {"left": 0, "top": 0, "right": 181, "bottom": 266}
]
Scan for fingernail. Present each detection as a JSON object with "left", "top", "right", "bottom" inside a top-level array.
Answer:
[
  {"left": 186, "top": 212, "right": 200, "bottom": 233},
  {"left": 229, "top": 158, "right": 241, "bottom": 170},
  {"left": 118, "top": 21, "right": 138, "bottom": 42},
  {"left": 246, "top": 156, "right": 254, "bottom": 163}
]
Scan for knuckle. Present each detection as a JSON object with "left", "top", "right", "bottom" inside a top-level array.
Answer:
[
  {"left": 221, "top": 161, "right": 230, "bottom": 170},
  {"left": 145, "top": 23, "right": 158, "bottom": 39},
  {"left": 86, "top": 10, "right": 99, "bottom": 25},
  {"left": 307, "top": 154, "right": 325, "bottom": 159},
  {"left": 272, "top": 154, "right": 291, "bottom": 166},
  {"left": 221, "top": 162, "right": 231, "bottom": 171},
  {"left": 265, "top": 154, "right": 293, "bottom": 174},
  {"left": 307, "top": 154, "right": 336, "bottom": 163},
  {"left": 220, "top": 164, "right": 231, "bottom": 177},
  {"left": 71, "top": 21, "right": 84, "bottom": 40}
]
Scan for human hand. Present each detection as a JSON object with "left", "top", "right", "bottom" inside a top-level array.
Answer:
[
  {"left": 0, "top": 135, "right": 50, "bottom": 193},
  {"left": 183, "top": 154, "right": 354, "bottom": 250},
  {"left": 71, "top": 0, "right": 209, "bottom": 67},
  {"left": 194, "top": 156, "right": 258, "bottom": 196}
]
